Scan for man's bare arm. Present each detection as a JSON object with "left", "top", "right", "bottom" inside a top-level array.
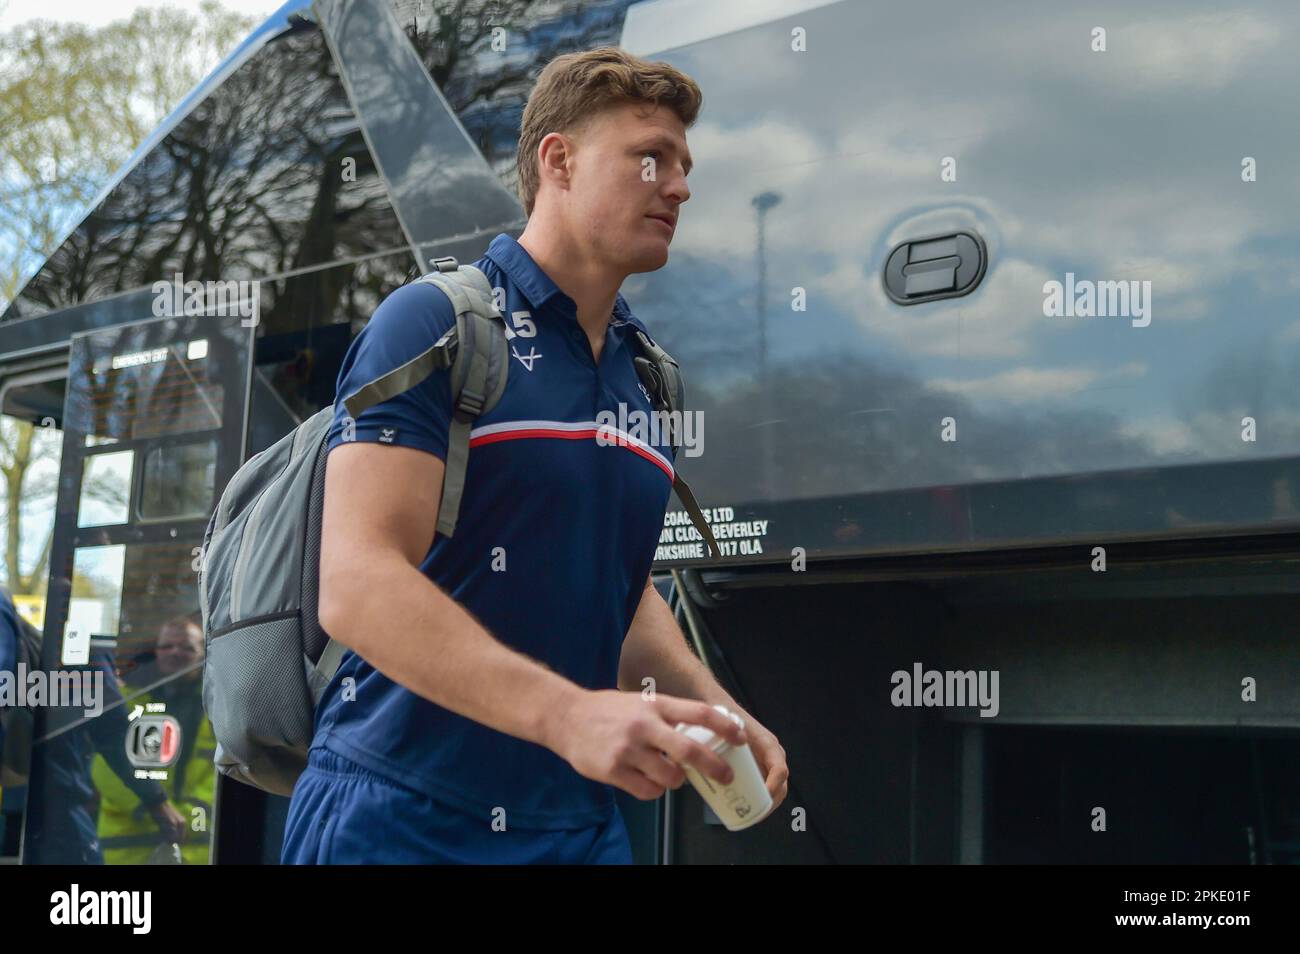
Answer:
[
  {"left": 618, "top": 575, "right": 791, "bottom": 810},
  {"left": 617, "top": 575, "right": 737, "bottom": 705},
  {"left": 317, "top": 442, "right": 581, "bottom": 749},
  {"left": 318, "top": 442, "right": 746, "bottom": 798}
]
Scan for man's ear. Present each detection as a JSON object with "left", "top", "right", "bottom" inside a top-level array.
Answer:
[{"left": 538, "top": 131, "right": 573, "bottom": 186}]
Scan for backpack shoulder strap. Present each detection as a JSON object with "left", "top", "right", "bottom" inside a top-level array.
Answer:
[
  {"left": 338, "top": 257, "right": 508, "bottom": 541},
  {"left": 629, "top": 329, "right": 720, "bottom": 560},
  {"left": 341, "top": 258, "right": 500, "bottom": 420},
  {"left": 417, "top": 260, "right": 510, "bottom": 539}
]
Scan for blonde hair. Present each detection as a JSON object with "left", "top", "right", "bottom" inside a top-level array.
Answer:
[{"left": 516, "top": 46, "right": 703, "bottom": 217}]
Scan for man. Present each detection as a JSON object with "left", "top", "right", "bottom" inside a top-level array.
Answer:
[
  {"left": 0, "top": 590, "right": 15, "bottom": 850},
  {"left": 0, "top": 588, "right": 17, "bottom": 775},
  {"left": 92, "top": 616, "right": 216, "bottom": 864},
  {"left": 282, "top": 46, "right": 788, "bottom": 865}
]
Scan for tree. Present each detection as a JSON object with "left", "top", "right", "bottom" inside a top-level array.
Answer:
[
  {"left": 0, "top": 1, "right": 259, "bottom": 312},
  {"left": 0, "top": 417, "right": 58, "bottom": 595}
]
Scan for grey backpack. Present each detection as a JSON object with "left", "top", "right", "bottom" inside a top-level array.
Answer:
[{"left": 199, "top": 257, "right": 719, "bottom": 796}]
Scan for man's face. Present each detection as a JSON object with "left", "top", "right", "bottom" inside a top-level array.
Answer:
[
  {"left": 156, "top": 623, "right": 203, "bottom": 680},
  {"left": 563, "top": 101, "right": 692, "bottom": 274}
]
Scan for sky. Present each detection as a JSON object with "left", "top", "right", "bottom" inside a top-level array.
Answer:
[{"left": 0, "top": 0, "right": 282, "bottom": 31}]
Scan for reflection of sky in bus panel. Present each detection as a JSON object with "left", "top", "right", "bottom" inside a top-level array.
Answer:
[
  {"left": 386, "top": 0, "right": 638, "bottom": 208},
  {"left": 624, "top": 0, "right": 1300, "bottom": 495}
]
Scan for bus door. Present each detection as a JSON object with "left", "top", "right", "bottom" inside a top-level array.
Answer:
[{"left": 20, "top": 313, "right": 252, "bottom": 865}]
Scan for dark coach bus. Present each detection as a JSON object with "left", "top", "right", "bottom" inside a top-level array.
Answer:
[{"left": 2, "top": 0, "right": 1299, "bottom": 864}]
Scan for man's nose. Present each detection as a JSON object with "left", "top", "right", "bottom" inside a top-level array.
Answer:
[{"left": 663, "top": 167, "right": 689, "bottom": 205}]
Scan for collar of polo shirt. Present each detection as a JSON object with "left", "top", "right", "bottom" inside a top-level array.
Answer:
[{"left": 486, "top": 233, "right": 634, "bottom": 328}]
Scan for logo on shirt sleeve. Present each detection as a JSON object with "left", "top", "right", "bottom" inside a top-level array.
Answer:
[{"left": 379, "top": 426, "right": 398, "bottom": 443}]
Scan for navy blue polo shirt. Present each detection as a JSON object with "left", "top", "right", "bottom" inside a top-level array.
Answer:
[{"left": 312, "top": 232, "right": 677, "bottom": 829}]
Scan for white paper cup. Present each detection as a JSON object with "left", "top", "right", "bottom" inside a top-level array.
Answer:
[{"left": 673, "top": 704, "right": 773, "bottom": 831}]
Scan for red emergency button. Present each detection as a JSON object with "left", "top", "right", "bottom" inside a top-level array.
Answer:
[{"left": 160, "top": 718, "right": 180, "bottom": 764}]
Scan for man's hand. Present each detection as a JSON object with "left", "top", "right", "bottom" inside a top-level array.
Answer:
[
  {"left": 548, "top": 690, "right": 748, "bottom": 801},
  {"left": 727, "top": 706, "right": 788, "bottom": 817},
  {"left": 147, "top": 800, "right": 188, "bottom": 844}
]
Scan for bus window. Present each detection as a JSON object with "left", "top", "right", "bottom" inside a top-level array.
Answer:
[
  {"left": 139, "top": 441, "right": 218, "bottom": 522},
  {"left": 77, "top": 451, "right": 133, "bottom": 528}
]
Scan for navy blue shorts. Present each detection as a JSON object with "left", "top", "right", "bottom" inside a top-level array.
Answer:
[{"left": 281, "top": 748, "right": 633, "bottom": 865}]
